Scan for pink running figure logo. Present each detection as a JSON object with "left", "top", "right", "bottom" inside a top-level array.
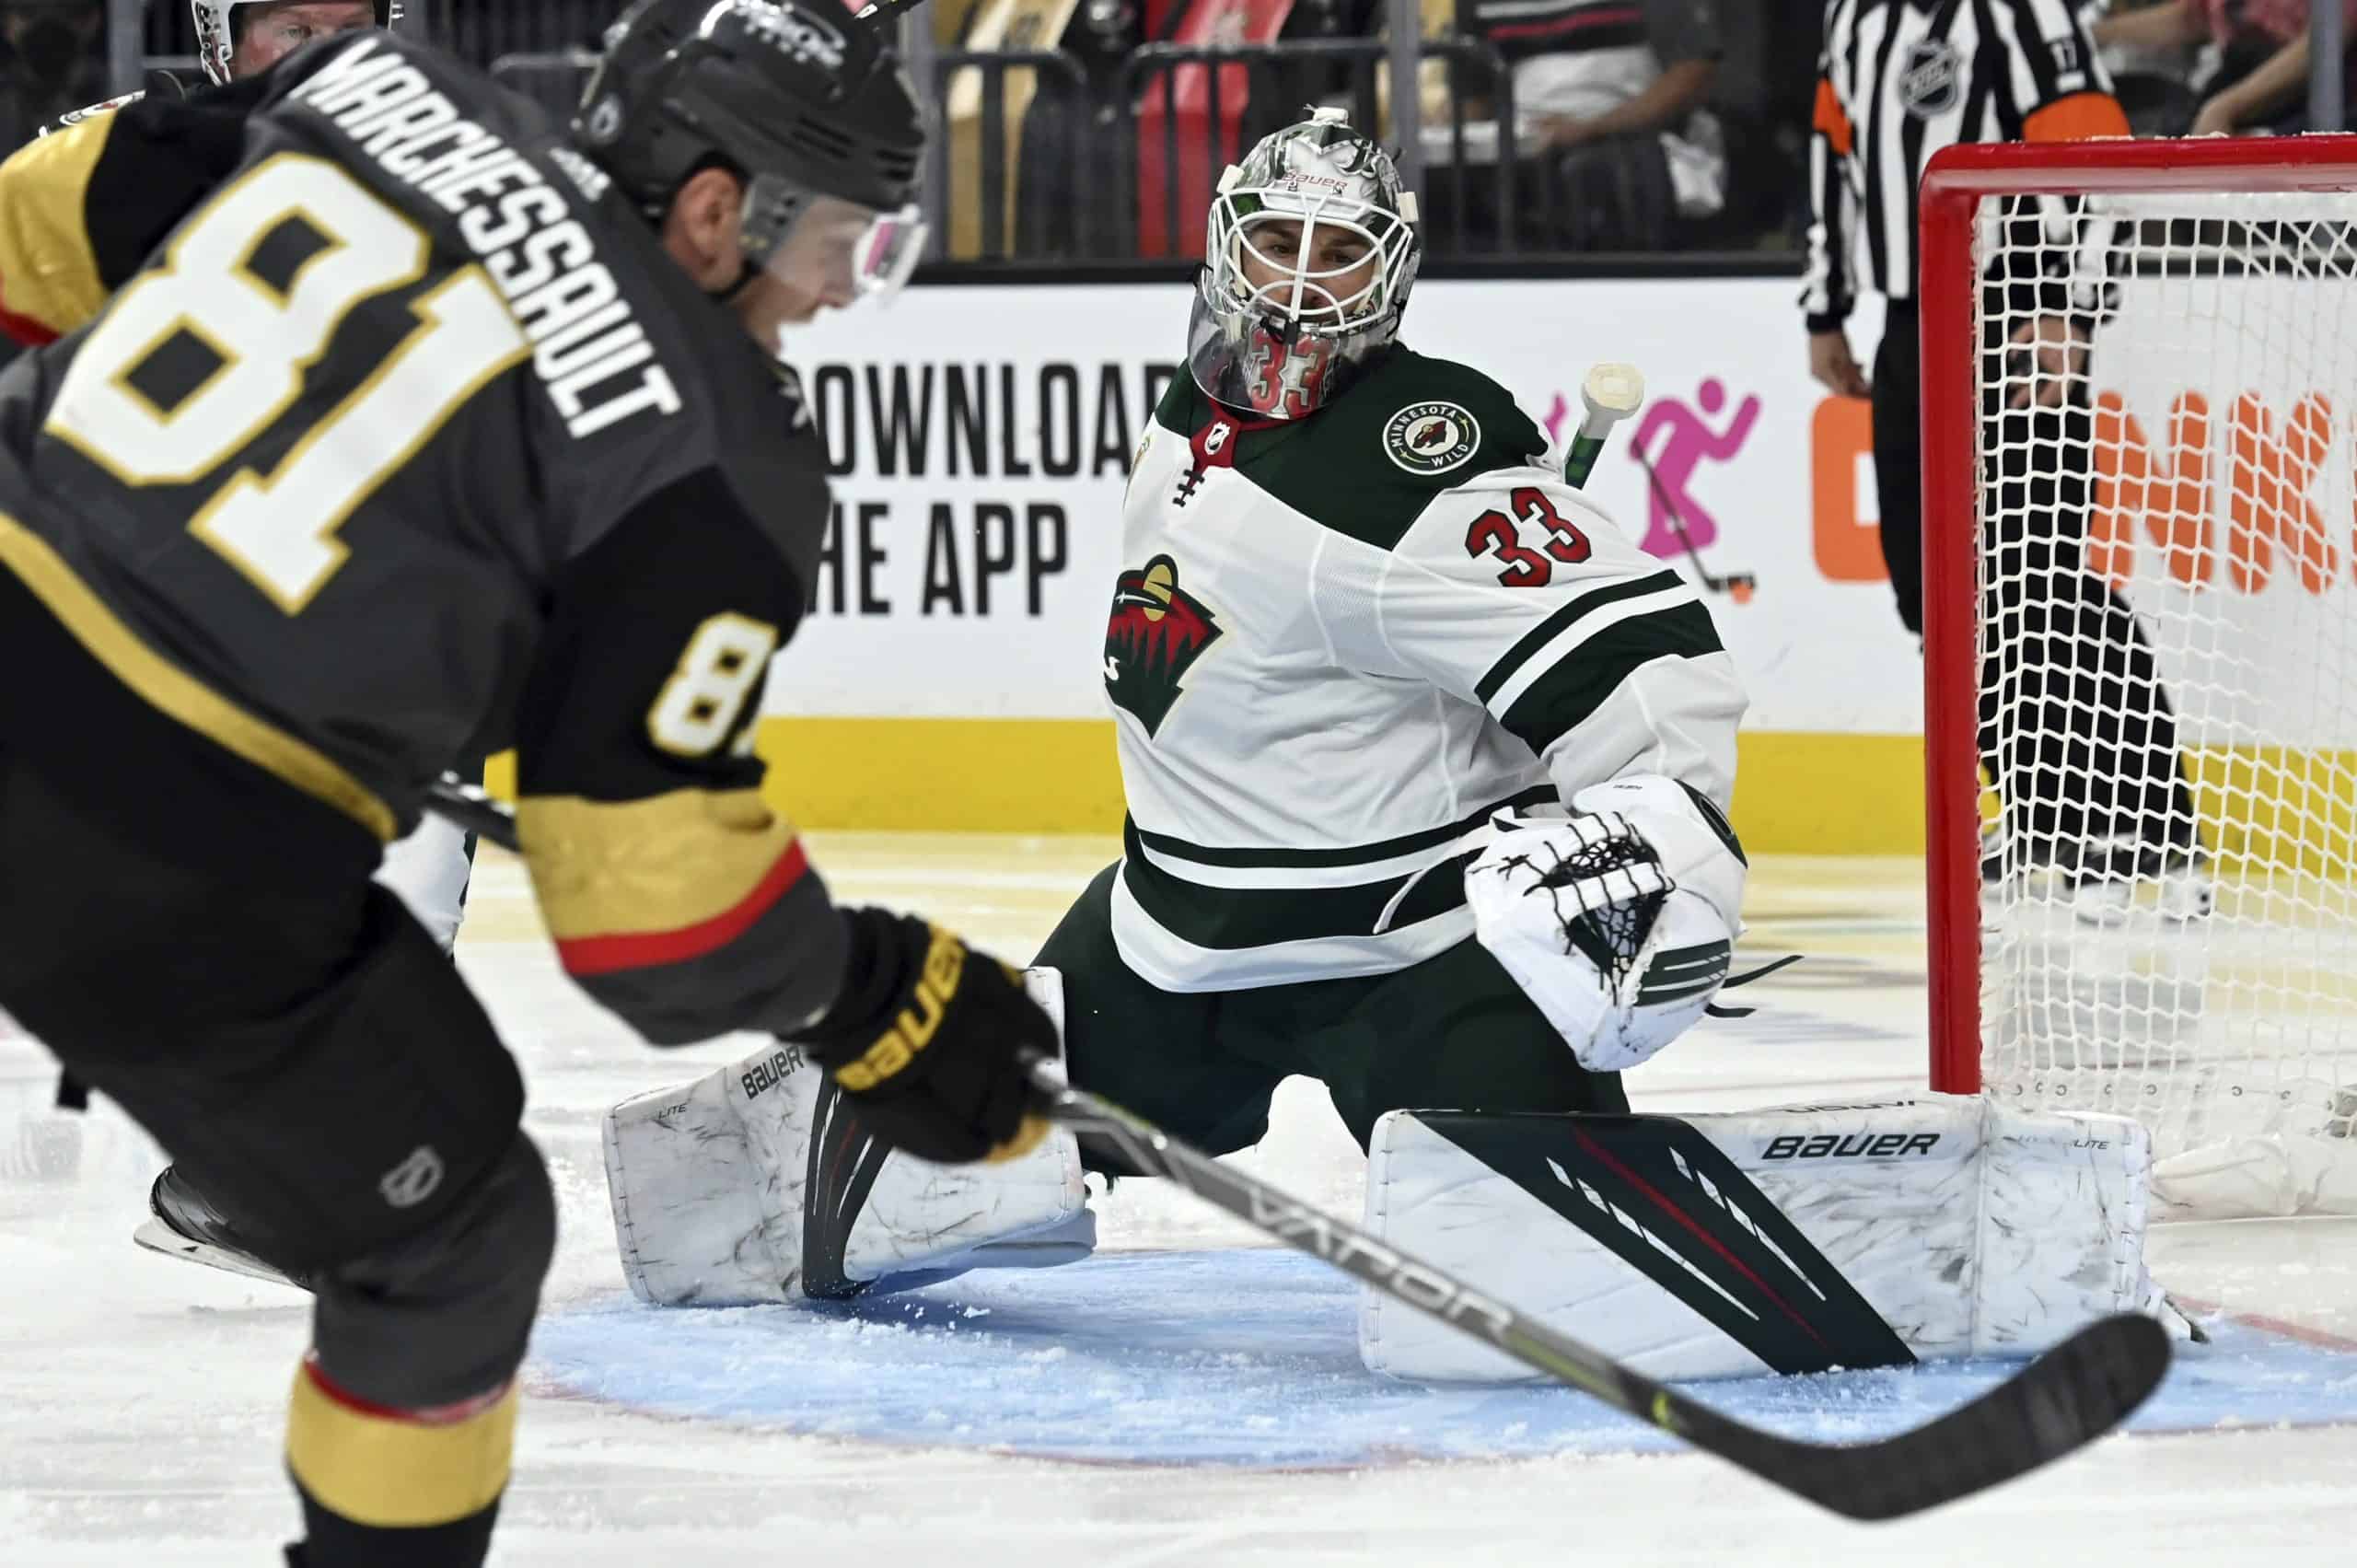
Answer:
[
  {"left": 1630, "top": 378, "right": 1759, "bottom": 557},
  {"left": 1541, "top": 376, "right": 1763, "bottom": 603}
]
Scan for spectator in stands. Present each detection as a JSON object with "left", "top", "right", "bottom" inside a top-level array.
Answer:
[
  {"left": 1457, "top": 0, "right": 1728, "bottom": 249},
  {"left": 1702, "top": 0, "right": 1809, "bottom": 244},
  {"left": 2086, "top": 0, "right": 2203, "bottom": 134},
  {"left": 0, "top": 0, "right": 106, "bottom": 154},
  {"left": 2093, "top": 0, "right": 2357, "bottom": 134}
]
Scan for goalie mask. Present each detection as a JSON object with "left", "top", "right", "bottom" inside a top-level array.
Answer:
[
  {"left": 576, "top": 0, "right": 928, "bottom": 309},
  {"left": 1189, "top": 109, "right": 1421, "bottom": 419},
  {"left": 192, "top": 1, "right": 400, "bottom": 87}
]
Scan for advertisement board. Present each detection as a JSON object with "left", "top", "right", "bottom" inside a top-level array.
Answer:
[{"left": 759, "top": 274, "right": 1928, "bottom": 848}]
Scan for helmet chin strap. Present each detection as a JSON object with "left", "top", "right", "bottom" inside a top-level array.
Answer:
[{"left": 715, "top": 261, "right": 761, "bottom": 303}]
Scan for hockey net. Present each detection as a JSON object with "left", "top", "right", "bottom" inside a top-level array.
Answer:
[{"left": 1922, "top": 139, "right": 2357, "bottom": 1220}]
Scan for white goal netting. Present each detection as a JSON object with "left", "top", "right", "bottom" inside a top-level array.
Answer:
[{"left": 1968, "top": 191, "right": 2357, "bottom": 1219}]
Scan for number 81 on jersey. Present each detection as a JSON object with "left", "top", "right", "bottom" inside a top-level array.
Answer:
[{"left": 43, "top": 154, "right": 529, "bottom": 614}]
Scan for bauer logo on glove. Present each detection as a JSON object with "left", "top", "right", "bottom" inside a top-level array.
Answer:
[
  {"left": 1466, "top": 775, "right": 1747, "bottom": 1074},
  {"left": 798, "top": 908, "right": 1056, "bottom": 1166},
  {"left": 830, "top": 923, "right": 965, "bottom": 1091}
]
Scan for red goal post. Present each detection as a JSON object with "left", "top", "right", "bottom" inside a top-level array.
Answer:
[{"left": 1920, "top": 136, "right": 2357, "bottom": 1216}]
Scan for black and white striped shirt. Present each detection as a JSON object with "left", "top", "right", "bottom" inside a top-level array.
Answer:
[{"left": 1803, "top": 0, "right": 2124, "bottom": 330}]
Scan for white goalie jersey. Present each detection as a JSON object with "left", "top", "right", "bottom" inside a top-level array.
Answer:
[{"left": 1103, "top": 345, "right": 1748, "bottom": 992}]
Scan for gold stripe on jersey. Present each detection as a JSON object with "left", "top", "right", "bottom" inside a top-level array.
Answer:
[
  {"left": 517, "top": 786, "right": 801, "bottom": 944},
  {"left": 0, "top": 110, "right": 114, "bottom": 343},
  {"left": 0, "top": 510, "right": 396, "bottom": 842},
  {"left": 286, "top": 1365, "right": 517, "bottom": 1529}
]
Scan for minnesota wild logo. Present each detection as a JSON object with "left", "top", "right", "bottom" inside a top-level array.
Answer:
[{"left": 1104, "top": 554, "right": 1222, "bottom": 738}]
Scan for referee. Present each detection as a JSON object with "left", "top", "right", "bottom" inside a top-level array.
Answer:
[{"left": 1803, "top": 0, "right": 2203, "bottom": 901}]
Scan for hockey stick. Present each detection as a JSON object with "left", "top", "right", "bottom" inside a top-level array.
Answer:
[
  {"left": 425, "top": 775, "right": 2169, "bottom": 1519},
  {"left": 1026, "top": 1059, "right": 2166, "bottom": 1520},
  {"left": 1563, "top": 362, "right": 1644, "bottom": 491}
]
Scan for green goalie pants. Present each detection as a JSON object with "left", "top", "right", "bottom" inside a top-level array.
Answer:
[{"left": 1035, "top": 864, "right": 1628, "bottom": 1164}]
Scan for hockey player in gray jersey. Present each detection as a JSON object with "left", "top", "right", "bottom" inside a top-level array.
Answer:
[
  {"left": 604, "top": 111, "right": 2189, "bottom": 1389},
  {"left": 0, "top": 5, "right": 1066, "bottom": 1563}
]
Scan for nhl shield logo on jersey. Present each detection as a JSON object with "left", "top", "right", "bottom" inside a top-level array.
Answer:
[
  {"left": 1384, "top": 401, "right": 1481, "bottom": 475},
  {"left": 1104, "top": 554, "right": 1222, "bottom": 738},
  {"left": 1899, "top": 40, "right": 1962, "bottom": 118}
]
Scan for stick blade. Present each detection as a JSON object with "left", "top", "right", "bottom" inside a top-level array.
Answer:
[{"left": 1703, "top": 1313, "right": 2171, "bottom": 1522}]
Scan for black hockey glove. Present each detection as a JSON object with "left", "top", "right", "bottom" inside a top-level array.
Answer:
[{"left": 795, "top": 907, "right": 1054, "bottom": 1166}]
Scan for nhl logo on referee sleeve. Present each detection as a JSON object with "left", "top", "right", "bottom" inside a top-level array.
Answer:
[
  {"left": 1384, "top": 401, "right": 1481, "bottom": 475},
  {"left": 1898, "top": 40, "right": 1961, "bottom": 118}
]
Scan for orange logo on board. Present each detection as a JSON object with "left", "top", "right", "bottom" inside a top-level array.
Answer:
[
  {"left": 1809, "top": 396, "right": 1884, "bottom": 583},
  {"left": 2092, "top": 390, "right": 2350, "bottom": 594},
  {"left": 1805, "top": 389, "right": 2357, "bottom": 596}
]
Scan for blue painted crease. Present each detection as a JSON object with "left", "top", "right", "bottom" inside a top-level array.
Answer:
[{"left": 528, "top": 1250, "right": 2357, "bottom": 1469}]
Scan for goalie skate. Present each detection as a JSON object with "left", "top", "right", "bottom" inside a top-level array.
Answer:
[
  {"left": 130, "top": 1166, "right": 304, "bottom": 1289},
  {"left": 1979, "top": 826, "right": 2213, "bottom": 926},
  {"left": 2067, "top": 840, "right": 2214, "bottom": 926}
]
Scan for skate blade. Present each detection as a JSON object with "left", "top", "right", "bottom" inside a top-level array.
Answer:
[{"left": 131, "top": 1218, "right": 298, "bottom": 1288}]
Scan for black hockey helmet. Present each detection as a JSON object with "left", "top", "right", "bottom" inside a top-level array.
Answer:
[{"left": 574, "top": 0, "right": 927, "bottom": 300}]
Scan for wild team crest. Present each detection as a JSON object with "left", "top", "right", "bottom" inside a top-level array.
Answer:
[
  {"left": 1384, "top": 401, "right": 1480, "bottom": 474},
  {"left": 1104, "top": 555, "right": 1222, "bottom": 738}
]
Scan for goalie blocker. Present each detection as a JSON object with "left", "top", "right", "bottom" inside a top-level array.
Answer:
[{"left": 1364, "top": 1093, "right": 2191, "bottom": 1382}]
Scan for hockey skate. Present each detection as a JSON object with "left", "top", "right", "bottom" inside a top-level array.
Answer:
[{"left": 132, "top": 1166, "right": 307, "bottom": 1289}]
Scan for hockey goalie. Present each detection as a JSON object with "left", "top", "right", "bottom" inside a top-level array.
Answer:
[{"left": 607, "top": 110, "right": 2189, "bottom": 1379}]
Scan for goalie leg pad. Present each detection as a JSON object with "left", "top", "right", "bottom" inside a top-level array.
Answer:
[
  {"left": 1361, "top": 1094, "right": 2161, "bottom": 1382},
  {"left": 605, "top": 969, "right": 1091, "bottom": 1307}
]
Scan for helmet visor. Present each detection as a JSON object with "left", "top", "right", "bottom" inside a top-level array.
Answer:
[
  {"left": 848, "top": 203, "right": 925, "bottom": 303},
  {"left": 749, "top": 183, "right": 927, "bottom": 309}
]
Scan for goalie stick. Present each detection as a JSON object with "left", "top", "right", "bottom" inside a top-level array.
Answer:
[
  {"left": 424, "top": 774, "right": 2169, "bottom": 1520},
  {"left": 1563, "top": 362, "right": 1643, "bottom": 491}
]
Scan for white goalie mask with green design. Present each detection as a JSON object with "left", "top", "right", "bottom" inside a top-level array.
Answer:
[{"left": 1188, "top": 110, "right": 1421, "bottom": 420}]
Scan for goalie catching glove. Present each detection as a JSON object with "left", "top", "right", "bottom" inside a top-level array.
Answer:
[
  {"left": 795, "top": 908, "right": 1054, "bottom": 1165},
  {"left": 1466, "top": 775, "right": 1747, "bottom": 1073}
]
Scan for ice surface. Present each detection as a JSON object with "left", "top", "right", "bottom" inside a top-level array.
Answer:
[{"left": 7, "top": 839, "right": 2357, "bottom": 1566}]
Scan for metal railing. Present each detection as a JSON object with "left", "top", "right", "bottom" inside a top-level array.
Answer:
[
  {"left": 1121, "top": 37, "right": 1521, "bottom": 261},
  {"left": 79, "top": 3, "right": 1789, "bottom": 268},
  {"left": 487, "top": 46, "right": 598, "bottom": 121},
  {"left": 923, "top": 47, "right": 1097, "bottom": 261}
]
